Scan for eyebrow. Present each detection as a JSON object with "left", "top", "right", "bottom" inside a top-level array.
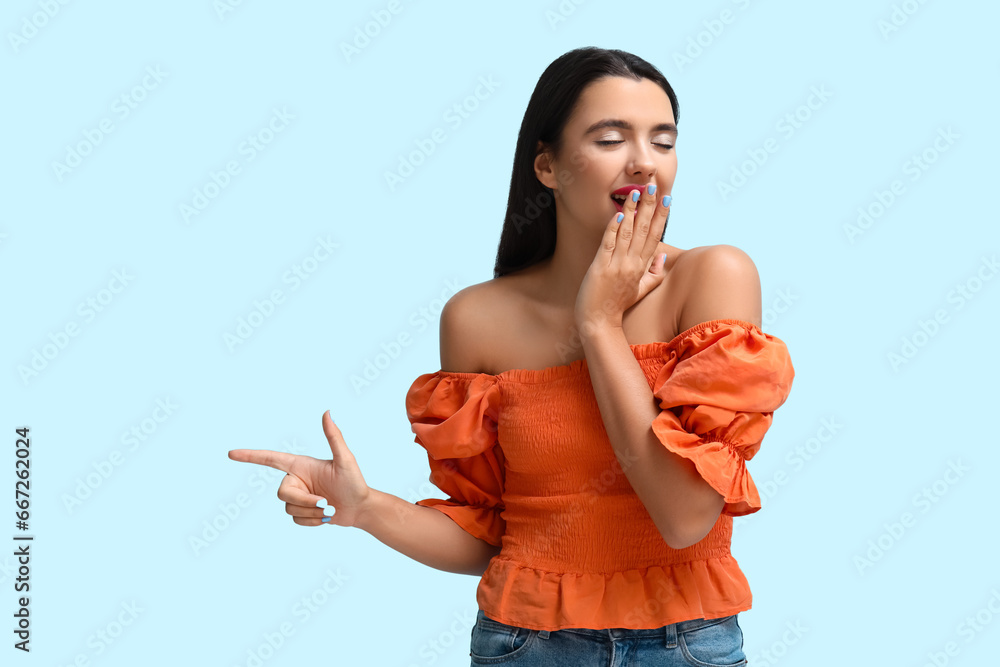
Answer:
[{"left": 584, "top": 119, "right": 677, "bottom": 135}]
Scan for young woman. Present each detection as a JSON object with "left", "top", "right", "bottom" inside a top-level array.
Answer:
[{"left": 229, "top": 47, "right": 795, "bottom": 666}]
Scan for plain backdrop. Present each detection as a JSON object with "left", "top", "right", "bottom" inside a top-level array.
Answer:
[{"left": 3, "top": 1, "right": 998, "bottom": 665}]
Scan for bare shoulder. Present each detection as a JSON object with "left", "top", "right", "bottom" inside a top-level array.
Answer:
[
  {"left": 670, "top": 243, "right": 757, "bottom": 276},
  {"left": 438, "top": 280, "right": 508, "bottom": 374},
  {"left": 671, "top": 244, "right": 763, "bottom": 332}
]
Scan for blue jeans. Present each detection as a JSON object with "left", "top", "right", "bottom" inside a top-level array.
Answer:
[{"left": 469, "top": 609, "right": 746, "bottom": 666}]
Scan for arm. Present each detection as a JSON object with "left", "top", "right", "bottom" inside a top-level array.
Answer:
[
  {"left": 354, "top": 489, "right": 500, "bottom": 576},
  {"left": 580, "top": 245, "right": 762, "bottom": 549},
  {"left": 353, "top": 286, "right": 502, "bottom": 576}
]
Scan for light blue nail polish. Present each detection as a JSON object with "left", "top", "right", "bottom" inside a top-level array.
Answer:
[
  {"left": 661, "top": 195, "right": 672, "bottom": 207},
  {"left": 316, "top": 498, "right": 328, "bottom": 508},
  {"left": 323, "top": 506, "right": 336, "bottom": 516},
  {"left": 615, "top": 212, "right": 624, "bottom": 223},
  {"left": 631, "top": 190, "right": 640, "bottom": 202},
  {"left": 321, "top": 517, "right": 331, "bottom": 523},
  {"left": 648, "top": 184, "right": 656, "bottom": 195}
]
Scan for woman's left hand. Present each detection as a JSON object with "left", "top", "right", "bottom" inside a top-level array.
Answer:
[{"left": 574, "top": 182, "right": 672, "bottom": 332}]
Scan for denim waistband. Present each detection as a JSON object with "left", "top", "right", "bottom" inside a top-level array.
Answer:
[{"left": 479, "top": 609, "right": 735, "bottom": 648}]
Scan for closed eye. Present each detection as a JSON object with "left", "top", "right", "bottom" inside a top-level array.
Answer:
[{"left": 596, "top": 140, "right": 673, "bottom": 149}]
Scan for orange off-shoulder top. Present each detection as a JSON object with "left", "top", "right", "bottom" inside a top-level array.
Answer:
[{"left": 404, "top": 319, "right": 795, "bottom": 632}]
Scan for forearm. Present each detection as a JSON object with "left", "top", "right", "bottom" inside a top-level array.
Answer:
[
  {"left": 354, "top": 488, "right": 500, "bottom": 576},
  {"left": 580, "top": 325, "right": 724, "bottom": 549}
]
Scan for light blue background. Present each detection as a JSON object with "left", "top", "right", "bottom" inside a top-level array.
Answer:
[{"left": 4, "top": 0, "right": 998, "bottom": 665}]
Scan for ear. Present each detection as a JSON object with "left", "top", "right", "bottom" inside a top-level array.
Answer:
[{"left": 533, "top": 140, "right": 559, "bottom": 190}]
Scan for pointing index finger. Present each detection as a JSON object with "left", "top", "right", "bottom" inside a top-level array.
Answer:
[{"left": 228, "top": 448, "right": 296, "bottom": 473}]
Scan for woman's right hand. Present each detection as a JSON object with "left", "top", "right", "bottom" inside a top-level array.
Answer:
[{"left": 228, "top": 411, "right": 371, "bottom": 528}]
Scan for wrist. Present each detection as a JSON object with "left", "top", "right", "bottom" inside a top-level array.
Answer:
[
  {"left": 574, "top": 307, "right": 623, "bottom": 335},
  {"left": 352, "top": 487, "right": 381, "bottom": 532},
  {"left": 576, "top": 318, "right": 625, "bottom": 348}
]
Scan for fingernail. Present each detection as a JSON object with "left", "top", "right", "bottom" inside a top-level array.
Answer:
[
  {"left": 328, "top": 411, "right": 335, "bottom": 424},
  {"left": 316, "top": 498, "right": 328, "bottom": 508},
  {"left": 647, "top": 184, "right": 656, "bottom": 195},
  {"left": 321, "top": 517, "right": 331, "bottom": 523},
  {"left": 631, "top": 190, "right": 640, "bottom": 202},
  {"left": 615, "top": 212, "right": 624, "bottom": 223},
  {"left": 323, "top": 506, "right": 336, "bottom": 516},
  {"left": 661, "top": 195, "right": 672, "bottom": 207}
]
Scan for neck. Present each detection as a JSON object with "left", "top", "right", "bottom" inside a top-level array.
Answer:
[{"left": 531, "top": 213, "right": 605, "bottom": 314}]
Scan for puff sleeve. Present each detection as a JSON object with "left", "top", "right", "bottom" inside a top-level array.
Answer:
[
  {"left": 405, "top": 372, "right": 506, "bottom": 546},
  {"left": 650, "top": 320, "right": 795, "bottom": 517}
]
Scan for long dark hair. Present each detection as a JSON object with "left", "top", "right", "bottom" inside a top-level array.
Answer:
[{"left": 493, "top": 47, "right": 680, "bottom": 279}]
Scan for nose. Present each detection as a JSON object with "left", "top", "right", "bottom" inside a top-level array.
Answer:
[{"left": 628, "top": 143, "right": 656, "bottom": 179}]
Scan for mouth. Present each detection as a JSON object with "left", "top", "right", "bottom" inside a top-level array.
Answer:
[{"left": 610, "top": 184, "right": 647, "bottom": 213}]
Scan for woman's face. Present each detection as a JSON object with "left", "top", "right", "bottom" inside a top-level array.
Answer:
[{"left": 536, "top": 75, "right": 678, "bottom": 233}]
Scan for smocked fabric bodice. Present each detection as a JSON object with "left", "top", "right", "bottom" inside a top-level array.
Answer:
[{"left": 405, "top": 319, "right": 795, "bottom": 631}]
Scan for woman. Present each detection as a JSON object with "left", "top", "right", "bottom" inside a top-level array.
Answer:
[{"left": 229, "top": 47, "right": 795, "bottom": 666}]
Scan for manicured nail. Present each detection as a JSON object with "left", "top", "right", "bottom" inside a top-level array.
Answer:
[
  {"left": 647, "top": 184, "right": 656, "bottom": 195},
  {"left": 661, "top": 195, "right": 672, "bottom": 207},
  {"left": 615, "top": 212, "right": 624, "bottom": 223},
  {"left": 323, "top": 506, "right": 336, "bottom": 516},
  {"left": 631, "top": 190, "right": 640, "bottom": 202},
  {"left": 321, "top": 517, "right": 331, "bottom": 523},
  {"left": 315, "top": 498, "right": 328, "bottom": 508}
]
